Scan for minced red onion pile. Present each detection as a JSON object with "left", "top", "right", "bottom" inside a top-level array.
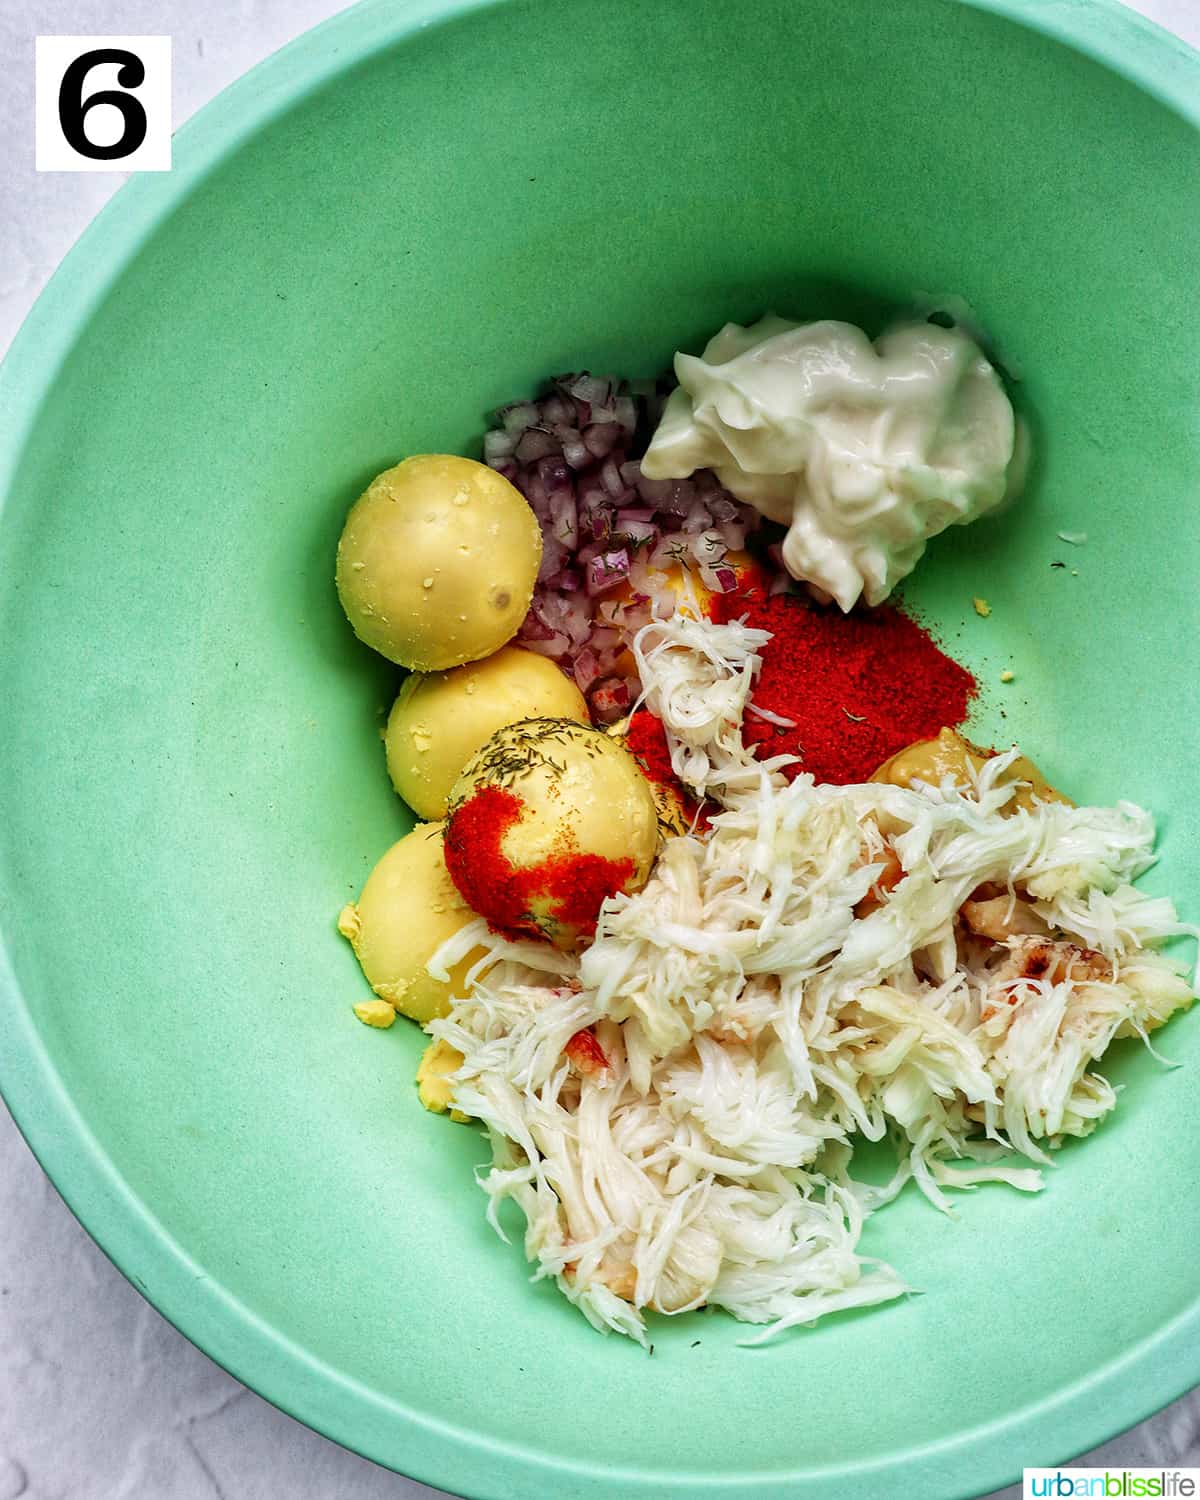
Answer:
[{"left": 483, "top": 372, "right": 773, "bottom": 723}]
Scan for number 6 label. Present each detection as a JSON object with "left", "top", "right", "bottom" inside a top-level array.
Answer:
[{"left": 36, "top": 37, "right": 171, "bottom": 172}]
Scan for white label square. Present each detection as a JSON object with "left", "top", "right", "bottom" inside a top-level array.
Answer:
[{"left": 36, "top": 36, "right": 171, "bottom": 172}]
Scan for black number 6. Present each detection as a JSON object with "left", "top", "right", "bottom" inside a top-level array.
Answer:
[{"left": 58, "top": 48, "right": 148, "bottom": 160}]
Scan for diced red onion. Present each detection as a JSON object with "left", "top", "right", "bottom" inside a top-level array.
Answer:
[
  {"left": 594, "top": 597, "right": 625, "bottom": 627},
  {"left": 690, "top": 529, "right": 725, "bottom": 566},
  {"left": 500, "top": 401, "right": 539, "bottom": 434},
  {"left": 571, "top": 647, "right": 601, "bottom": 692},
  {"left": 708, "top": 495, "right": 740, "bottom": 523},
  {"left": 560, "top": 429, "right": 589, "bottom": 470},
  {"left": 484, "top": 429, "right": 517, "bottom": 463},
  {"left": 560, "top": 595, "right": 593, "bottom": 645},
  {"left": 577, "top": 477, "right": 609, "bottom": 514},
  {"left": 537, "top": 453, "right": 572, "bottom": 495},
  {"left": 594, "top": 644, "right": 622, "bottom": 678},
  {"left": 515, "top": 427, "right": 559, "bottom": 465},
  {"left": 600, "top": 457, "right": 627, "bottom": 500},
  {"left": 523, "top": 468, "right": 549, "bottom": 518},
  {"left": 589, "top": 675, "right": 633, "bottom": 724},
  {"left": 587, "top": 506, "right": 613, "bottom": 542},
  {"left": 634, "top": 473, "right": 674, "bottom": 506},
  {"left": 493, "top": 371, "right": 788, "bottom": 721},
  {"left": 619, "top": 518, "right": 658, "bottom": 548},
  {"left": 716, "top": 521, "right": 747, "bottom": 554},
  {"left": 549, "top": 489, "right": 578, "bottom": 546},
  {"left": 522, "top": 632, "right": 571, "bottom": 659},
  {"left": 652, "top": 479, "right": 699, "bottom": 518},
  {"left": 649, "top": 532, "right": 689, "bottom": 571},
  {"left": 537, "top": 533, "right": 569, "bottom": 583},
  {"left": 520, "top": 609, "right": 557, "bottom": 641},
  {"left": 563, "top": 373, "right": 614, "bottom": 408},
  {"left": 629, "top": 559, "right": 678, "bottom": 613},
  {"left": 583, "top": 422, "right": 622, "bottom": 460},
  {"left": 546, "top": 567, "right": 582, "bottom": 593},
  {"left": 682, "top": 499, "right": 715, "bottom": 533},
  {"left": 703, "top": 565, "right": 739, "bottom": 594},
  {"left": 616, "top": 506, "right": 655, "bottom": 526},
  {"left": 586, "top": 550, "right": 631, "bottom": 596},
  {"left": 542, "top": 392, "right": 574, "bottom": 427},
  {"left": 618, "top": 598, "right": 654, "bottom": 636},
  {"left": 531, "top": 593, "right": 566, "bottom": 631}
]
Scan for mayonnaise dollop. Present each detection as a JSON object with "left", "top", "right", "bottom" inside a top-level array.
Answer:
[{"left": 641, "top": 315, "right": 1021, "bottom": 610}]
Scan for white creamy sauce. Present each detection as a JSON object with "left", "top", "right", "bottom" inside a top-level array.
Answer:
[{"left": 641, "top": 314, "right": 1020, "bottom": 610}]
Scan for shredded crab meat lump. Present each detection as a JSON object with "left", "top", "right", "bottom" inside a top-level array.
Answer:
[{"left": 425, "top": 613, "right": 1195, "bottom": 1347}]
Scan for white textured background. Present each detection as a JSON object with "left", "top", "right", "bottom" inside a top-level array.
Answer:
[{"left": 1, "top": 3, "right": 1198, "bottom": 1497}]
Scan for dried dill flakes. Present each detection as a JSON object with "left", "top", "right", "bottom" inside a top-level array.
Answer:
[{"left": 469, "top": 717, "right": 588, "bottom": 790}]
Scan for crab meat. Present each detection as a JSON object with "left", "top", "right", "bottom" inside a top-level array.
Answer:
[
  {"left": 564, "top": 1027, "right": 610, "bottom": 1075},
  {"left": 961, "top": 894, "right": 1052, "bottom": 942},
  {"left": 992, "top": 936, "right": 1114, "bottom": 989},
  {"left": 853, "top": 826, "right": 905, "bottom": 917}
]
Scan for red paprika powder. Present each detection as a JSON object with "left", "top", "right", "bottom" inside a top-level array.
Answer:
[
  {"left": 622, "top": 709, "right": 709, "bottom": 831},
  {"left": 444, "top": 783, "right": 635, "bottom": 945},
  {"left": 710, "top": 584, "right": 977, "bottom": 785},
  {"left": 622, "top": 709, "right": 676, "bottom": 790}
]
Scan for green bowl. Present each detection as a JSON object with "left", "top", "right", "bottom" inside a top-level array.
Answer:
[{"left": 2, "top": 1, "right": 1199, "bottom": 1495}]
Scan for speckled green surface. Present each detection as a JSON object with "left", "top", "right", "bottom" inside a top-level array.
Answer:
[{"left": 0, "top": 1, "right": 1198, "bottom": 1497}]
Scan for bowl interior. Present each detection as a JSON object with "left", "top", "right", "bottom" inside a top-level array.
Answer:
[{"left": 2, "top": 0, "right": 1199, "bottom": 1495}]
